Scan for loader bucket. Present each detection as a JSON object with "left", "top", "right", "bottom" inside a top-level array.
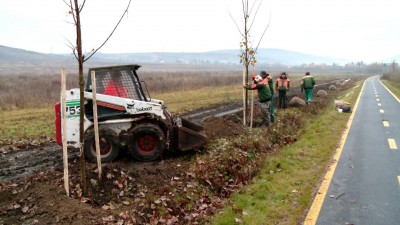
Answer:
[{"left": 174, "top": 117, "right": 208, "bottom": 151}]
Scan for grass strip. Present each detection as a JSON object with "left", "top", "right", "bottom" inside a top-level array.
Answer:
[
  {"left": 211, "top": 82, "right": 363, "bottom": 225},
  {"left": 0, "top": 108, "right": 54, "bottom": 141},
  {"left": 380, "top": 79, "right": 400, "bottom": 100}
]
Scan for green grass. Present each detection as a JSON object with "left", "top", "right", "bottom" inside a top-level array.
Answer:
[
  {"left": 0, "top": 108, "right": 55, "bottom": 142},
  {"left": 381, "top": 79, "right": 400, "bottom": 99},
  {"left": 210, "top": 82, "right": 363, "bottom": 225}
]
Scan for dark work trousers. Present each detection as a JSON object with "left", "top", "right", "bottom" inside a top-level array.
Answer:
[{"left": 278, "top": 90, "right": 288, "bottom": 108}]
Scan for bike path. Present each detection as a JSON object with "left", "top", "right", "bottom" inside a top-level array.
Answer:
[{"left": 305, "top": 75, "right": 400, "bottom": 225}]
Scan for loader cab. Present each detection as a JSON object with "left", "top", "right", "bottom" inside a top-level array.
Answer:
[
  {"left": 85, "top": 64, "right": 147, "bottom": 101},
  {"left": 84, "top": 64, "right": 149, "bottom": 121}
]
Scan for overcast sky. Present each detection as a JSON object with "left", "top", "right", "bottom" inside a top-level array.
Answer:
[{"left": 1, "top": 0, "right": 399, "bottom": 63}]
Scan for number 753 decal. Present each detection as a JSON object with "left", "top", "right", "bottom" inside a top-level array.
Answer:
[{"left": 66, "top": 105, "right": 80, "bottom": 117}]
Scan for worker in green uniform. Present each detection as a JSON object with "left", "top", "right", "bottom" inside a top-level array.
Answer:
[
  {"left": 301, "top": 72, "right": 315, "bottom": 106},
  {"left": 244, "top": 75, "right": 272, "bottom": 126},
  {"left": 260, "top": 71, "right": 275, "bottom": 123}
]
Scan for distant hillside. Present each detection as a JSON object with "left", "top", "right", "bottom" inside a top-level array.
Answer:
[
  {"left": 0, "top": 45, "right": 115, "bottom": 74},
  {"left": 0, "top": 45, "right": 350, "bottom": 74},
  {"left": 92, "top": 48, "right": 349, "bottom": 65}
]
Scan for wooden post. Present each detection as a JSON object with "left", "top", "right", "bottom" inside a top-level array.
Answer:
[
  {"left": 91, "top": 71, "right": 102, "bottom": 180},
  {"left": 242, "top": 67, "right": 247, "bottom": 126},
  {"left": 61, "top": 68, "right": 69, "bottom": 196},
  {"left": 250, "top": 67, "right": 256, "bottom": 129}
]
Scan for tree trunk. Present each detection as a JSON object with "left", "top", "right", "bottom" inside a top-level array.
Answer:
[{"left": 74, "top": 0, "right": 87, "bottom": 195}]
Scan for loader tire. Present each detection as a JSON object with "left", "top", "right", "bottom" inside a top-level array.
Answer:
[
  {"left": 84, "top": 129, "right": 120, "bottom": 163},
  {"left": 129, "top": 123, "right": 165, "bottom": 161}
]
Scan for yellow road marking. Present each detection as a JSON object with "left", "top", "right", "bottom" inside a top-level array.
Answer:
[
  {"left": 383, "top": 121, "right": 389, "bottom": 127},
  {"left": 380, "top": 109, "right": 384, "bottom": 113},
  {"left": 377, "top": 98, "right": 380, "bottom": 101},
  {"left": 388, "top": 139, "right": 397, "bottom": 150},
  {"left": 304, "top": 80, "right": 365, "bottom": 225},
  {"left": 398, "top": 176, "right": 400, "bottom": 185}
]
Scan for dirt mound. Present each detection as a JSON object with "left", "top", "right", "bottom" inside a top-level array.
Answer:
[{"left": 202, "top": 115, "right": 248, "bottom": 140}]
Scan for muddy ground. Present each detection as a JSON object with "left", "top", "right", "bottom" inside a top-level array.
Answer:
[
  {"left": 0, "top": 79, "right": 348, "bottom": 224},
  {"left": 0, "top": 111, "right": 249, "bottom": 225}
]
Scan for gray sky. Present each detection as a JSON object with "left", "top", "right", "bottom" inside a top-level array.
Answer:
[{"left": 1, "top": 0, "right": 399, "bottom": 63}]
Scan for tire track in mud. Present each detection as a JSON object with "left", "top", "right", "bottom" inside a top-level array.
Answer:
[
  {"left": 0, "top": 104, "right": 239, "bottom": 182},
  {"left": 0, "top": 79, "right": 343, "bottom": 182},
  {"left": 0, "top": 144, "right": 81, "bottom": 181}
]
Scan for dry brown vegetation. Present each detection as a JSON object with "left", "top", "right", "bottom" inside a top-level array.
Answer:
[
  {"left": 0, "top": 70, "right": 344, "bottom": 111},
  {"left": 0, "top": 71, "right": 244, "bottom": 110},
  {"left": 382, "top": 61, "right": 400, "bottom": 86}
]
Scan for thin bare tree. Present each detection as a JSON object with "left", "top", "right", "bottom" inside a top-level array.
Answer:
[
  {"left": 64, "top": 0, "right": 132, "bottom": 194},
  {"left": 230, "top": 0, "right": 270, "bottom": 126}
]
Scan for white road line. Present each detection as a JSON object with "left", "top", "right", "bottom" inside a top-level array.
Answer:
[{"left": 383, "top": 121, "right": 389, "bottom": 127}]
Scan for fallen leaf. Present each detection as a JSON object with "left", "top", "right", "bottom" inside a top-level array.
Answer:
[
  {"left": 21, "top": 206, "right": 29, "bottom": 213},
  {"left": 199, "top": 204, "right": 208, "bottom": 210},
  {"left": 90, "top": 179, "right": 97, "bottom": 186},
  {"left": 80, "top": 197, "right": 90, "bottom": 203},
  {"left": 122, "top": 201, "right": 130, "bottom": 205}
]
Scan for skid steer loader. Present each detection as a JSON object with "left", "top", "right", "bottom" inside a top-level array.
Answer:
[{"left": 55, "top": 64, "right": 208, "bottom": 162}]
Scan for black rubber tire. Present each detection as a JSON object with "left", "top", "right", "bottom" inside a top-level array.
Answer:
[
  {"left": 129, "top": 123, "right": 165, "bottom": 161},
  {"left": 84, "top": 128, "right": 120, "bottom": 163}
]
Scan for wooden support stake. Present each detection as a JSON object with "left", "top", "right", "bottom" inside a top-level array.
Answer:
[
  {"left": 242, "top": 67, "right": 247, "bottom": 126},
  {"left": 61, "top": 68, "right": 69, "bottom": 196},
  {"left": 91, "top": 71, "right": 102, "bottom": 180},
  {"left": 250, "top": 90, "right": 254, "bottom": 129},
  {"left": 250, "top": 67, "right": 256, "bottom": 129}
]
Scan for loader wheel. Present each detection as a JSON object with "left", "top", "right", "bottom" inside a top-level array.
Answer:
[
  {"left": 84, "top": 129, "right": 120, "bottom": 163},
  {"left": 129, "top": 124, "right": 165, "bottom": 161}
]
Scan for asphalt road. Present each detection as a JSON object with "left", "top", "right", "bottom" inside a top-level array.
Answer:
[{"left": 308, "top": 75, "right": 400, "bottom": 224}]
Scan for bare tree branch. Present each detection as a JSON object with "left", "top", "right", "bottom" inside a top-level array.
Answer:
[
  {"left": 65, "top": 39, "right": 79, "bottom": 61},
  {"left": 228, "top": 9, "right": 245, "bottom": 38},
  {"left": 63, "top": 0, "right": 70, "bottom": 8},
  {"left": 248, "top": 0, "right": 262, "bottom": 32},
  {"left": 79, "top": 0, "right": 86, "bottom": 13},
  {"left": 254, "top": 11, "right": 271, "bottom": 51},
  {"left": 248, "top": 0, "right": 258, "bottom": 17},
  {"left": 84, "top": 0, "right": 132, "bottom": 62},
  {"left": 241, "top": 0, "right": 247, "bottom": 28},
  {"left": 67, "top": 0, "right": 77, "bottom": 25}
]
